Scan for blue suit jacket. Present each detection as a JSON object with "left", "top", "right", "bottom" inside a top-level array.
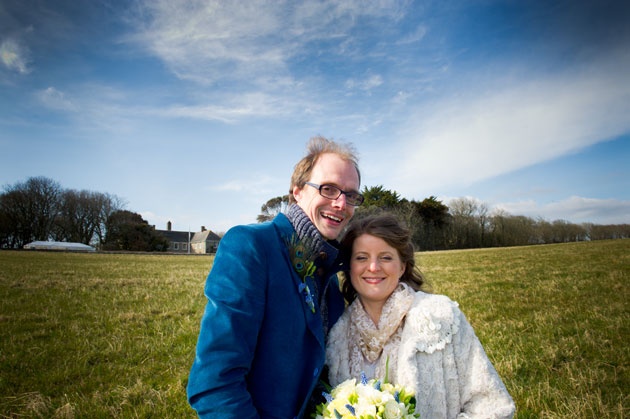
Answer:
[{"left": 187, "top": 213, "right": 346, "bottom": 418}]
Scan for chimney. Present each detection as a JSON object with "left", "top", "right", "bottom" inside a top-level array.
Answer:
[
  {"left": 201, "top": 226, "right": 206, "bottom": 232},
  {"left": 167, "top": 221, "right": 172, "bottom": 231}
]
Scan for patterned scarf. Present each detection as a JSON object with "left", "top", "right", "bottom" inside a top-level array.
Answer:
[
  {"left": 347, "top": 282, "right": 415, "bottom": 382},
  {"left": 285, "top": 203, "right": 340, "bottom": 336}
]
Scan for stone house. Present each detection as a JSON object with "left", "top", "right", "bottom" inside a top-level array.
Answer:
[
  {"left": 156, "top": 221, "right": 220, "bottom": 254},
  {"left": 191, "top": 228, "right": 221, "bottom": 254}
]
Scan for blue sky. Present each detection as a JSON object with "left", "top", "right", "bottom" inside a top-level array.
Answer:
[{"left": 2, "top": 0, "right": 629, "bottom": 233}]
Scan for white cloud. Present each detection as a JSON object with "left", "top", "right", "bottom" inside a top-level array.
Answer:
[
  {"left": 140, "top": 211, "right": 171, "bottom": 228},
  {"left": 396, "top": 24, "right": 427, "bottom": 44},
  {"left": 158, "top": 92, "right": 302, "bottom": 123},
  {"left": 131, "top": 0, "right": 406, "bottom": 86},
  {"left": 345, "top": 74, "right": 383, "bottom": 91},
  {"left": 392, "top": 90, "right": 410, "bottom": 104},
  {"left": 495, "top": 196, "right": 630, "bottom": 224},
  {"left": 391, "top": 48, "right": 630, "bottom": 198},
  {"left": 208, "top": 175, "right": 284, "bottom": 196},
  {"left": 37, "top": 87, "right": 76, "bottom": 111},
  {"left": 0, "top": 38, "right": 30, "bottom": 73}
]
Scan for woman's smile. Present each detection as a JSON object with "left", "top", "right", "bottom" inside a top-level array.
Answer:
[{"left": 362, "top": 276, "right": 385, "bottom": 284}]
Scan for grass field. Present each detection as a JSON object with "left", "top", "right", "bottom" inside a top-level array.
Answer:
[{"left": 1, "top": 239, "right": 628, "bottom": 418}]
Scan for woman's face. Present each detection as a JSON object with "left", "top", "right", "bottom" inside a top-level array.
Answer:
[{"left": 350, "top": 234, "right": 405, "bottom": 309}]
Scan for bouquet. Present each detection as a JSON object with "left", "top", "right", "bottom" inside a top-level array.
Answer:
[{"left": 313, "top": 372, "right": 419, "bottom": 419}]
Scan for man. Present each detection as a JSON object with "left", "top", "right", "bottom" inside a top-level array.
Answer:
[{"left": 187, "top": 136, "right": 364, "bottom": 418}]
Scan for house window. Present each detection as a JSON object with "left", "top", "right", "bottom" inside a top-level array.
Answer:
[
  {"left": 182, "top": 243, "right": 188, "bottom": 250},
  {"left": 174, "top": 243, "right": 179, "bottom": 250}
]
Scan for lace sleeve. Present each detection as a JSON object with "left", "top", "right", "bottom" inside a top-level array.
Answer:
[{"left": 453, "top": 309, "right": 516, "bottom": 419}]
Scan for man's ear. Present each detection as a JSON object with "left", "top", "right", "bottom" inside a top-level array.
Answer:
[{"left": 292, "top": 185, "right": 302, "bottom": 203}]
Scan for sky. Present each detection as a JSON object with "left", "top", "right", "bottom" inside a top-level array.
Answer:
[{"left": 1, "top": 0, "right": 629, "bottom": 234}]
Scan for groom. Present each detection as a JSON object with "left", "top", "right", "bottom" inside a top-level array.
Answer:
[{"left": 187, "top": 136, "right": 364, "bottom": 418}]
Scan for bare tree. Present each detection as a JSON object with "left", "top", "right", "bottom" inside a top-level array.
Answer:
[
  {"left": 448, "top": 197, "right": 483, "bottom": 248},
  {"left": 53, "top": 190, "right": 94, "bottom": 244},
  {"left": 0, "top": 177, "right": 62, "bottom": 247},
  {"left": 52, "top": 190, "right": 124, "bottom": 245},
  {"left": 477, "top": 202, "right": 489, "bottom": 246},
  {"left": 589, "top": 224, "right": 630, "bottom": 240},
  {"left": 0, "top": 198, "right": 16, "bottom": 248},
  {"left": 94, "top": 192, "right": 126, "bottom": 245},
  {"left": 0, "top": 177, "right": 125, "bottom": 248}
]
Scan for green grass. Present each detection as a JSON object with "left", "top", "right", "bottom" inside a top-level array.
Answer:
[
  {"left": 0, "top": 252, "right": 211, "bottom": 418},
  {"left": 417, "top": 240, "right": 630, "bottom": 418},
  {"left": 1, "top": 240, "right": 628, "bottom": 418}
]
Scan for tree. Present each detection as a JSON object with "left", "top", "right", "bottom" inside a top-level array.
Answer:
[
  {"left": 53, "top": 189, "right": 99, "bottom": 244},
  {"left": 503, "top": 215, "right": 537, "bottom": 246},
  {"left": 549, "top": 219, "right": 587, "bottom": 243},
  {"left": 411, "top": 196, "right": 450, "bottom": 250},
  {"left": 52, "top": 189, "right": 124, "bottom": 245},
  {"left": 534, "top": 217, "right": 554, "bottom": 245},
  {"left": 103, "top": 210, "right": 168, "bottom": 251},
  {"left": 488, "top": 209, "right": 509, "bottom": 246},
  {"left": 360, "top": 185, "right": 401, "bottom": 209},
  {"left": 352, "top": 185, "right": 407, "bottom": 224},
  {"left": 0, "top": 176, "right": 62, "bottom": 248},
  {"left": 257, "top": 195, "right": 289, "bottom": 223},
  {"left": 589, "top": 224, "right": 630, "bottom": 240},
  {"left": 448, "top": 197, "right": 482, "bottom": 248},
  {"left": 0, "top": 203, "right": 15, "bottom": 248},
  {"left": 94, "top": 192, "right": 125, "bottom": 245}
]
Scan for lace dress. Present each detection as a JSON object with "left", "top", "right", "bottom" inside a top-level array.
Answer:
[{"left": 326, "top": 285, "right": 515, "bottom": 419}]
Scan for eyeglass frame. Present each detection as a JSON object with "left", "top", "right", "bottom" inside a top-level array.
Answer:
[{"left": 304, "top": 182, "right": 364, "bottom": 206}]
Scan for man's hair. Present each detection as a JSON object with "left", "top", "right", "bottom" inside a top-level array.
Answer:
[{"left": 289, "top": 136, "right": 360, "bottom": 204}]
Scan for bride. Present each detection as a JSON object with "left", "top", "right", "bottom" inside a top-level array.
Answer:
[{"left": 326, "top": 214, "right": 515, "bottom": 418}]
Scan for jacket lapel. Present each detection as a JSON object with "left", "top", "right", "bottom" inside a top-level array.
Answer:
[{"left": 273, "top": 214, "right": 325, "bottom": 351}]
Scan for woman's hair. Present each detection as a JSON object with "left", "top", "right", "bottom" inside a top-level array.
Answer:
[
  {"left": 339, "top": 213, "right": 425, "bottom": 303},
  {"left": 289, "top": 136, "right": 360, "bottom": 204}
]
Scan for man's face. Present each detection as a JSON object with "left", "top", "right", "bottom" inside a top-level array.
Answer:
[{"left": 293, "top": 153, "right": 360, "bottom": 240}]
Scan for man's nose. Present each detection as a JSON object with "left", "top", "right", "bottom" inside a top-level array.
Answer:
[{"left": 332, "top": 192, "right": 347, "bottom": 210}]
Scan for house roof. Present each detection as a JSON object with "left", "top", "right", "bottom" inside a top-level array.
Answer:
[
  {"left": 191, "top": 230, "right": 221, "bottom": 243},
  {"left": 155, "top": 230, "right": 190, "bottom": 242}
]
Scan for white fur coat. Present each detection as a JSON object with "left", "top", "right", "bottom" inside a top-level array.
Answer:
[{"left": 326, "top": 291, "right": 516, "bottom": 419}]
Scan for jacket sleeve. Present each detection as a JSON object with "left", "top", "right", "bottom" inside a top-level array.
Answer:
[
  {"left": 453, "top": 309, "right": 516, "bottom": 419},
  {"left": 187, "top": 226, "right": 267, "bottom": 419}
]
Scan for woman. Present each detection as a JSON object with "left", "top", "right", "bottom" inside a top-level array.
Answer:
[{"left": 326, "top": 214, "right": 515, "bottom": 418}]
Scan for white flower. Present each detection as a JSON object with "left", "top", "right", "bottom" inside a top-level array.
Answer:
[
  {"left": 356, "top": 382, "right": 394, "bottom": 406},
  {"left": 317, "top": 376, "right": 418, "bottom": 419},
  {"left": 331, "top": 378, "right": 357, "bottom": 400},
  {"left": 383, "top": 400, "right": 404, "bottom": 419},
  {"left": 326, "top": 397, "right": 351, "bottom": 417},
  {"left": 354, "top": 398, "right": 377, "bottom": 417},
  {"left": 381, "top": 382, "right": 396, "bottom": 394}
]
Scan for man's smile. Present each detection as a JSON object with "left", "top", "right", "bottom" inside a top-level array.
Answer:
[{"left": 321, "top": 212, "right": 343, "bottom": 223}]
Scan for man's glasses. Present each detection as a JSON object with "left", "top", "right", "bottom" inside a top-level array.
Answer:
[{"left": 304, "top": 182, "right": 364, "bottom": 207}]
